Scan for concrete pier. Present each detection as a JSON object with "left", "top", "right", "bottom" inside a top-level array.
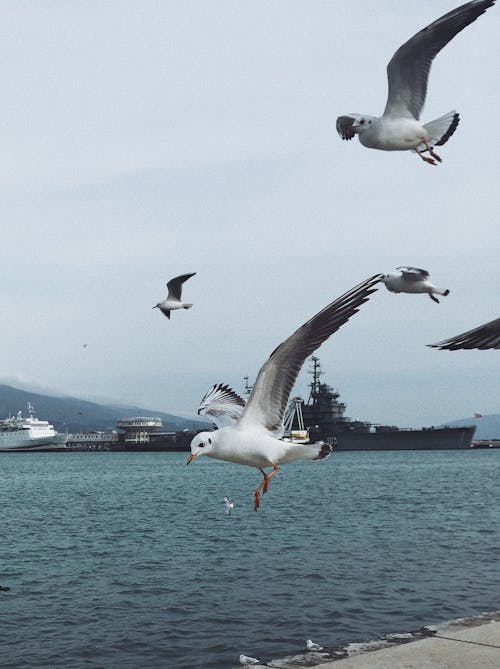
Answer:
[{"left": 236, "top": 612, "right": 500, "bottom": 669}]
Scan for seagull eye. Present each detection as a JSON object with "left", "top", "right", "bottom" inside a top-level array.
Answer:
[
  {"left": 198, "top": 442, "right": 205, "bottom": 448},
  {"left": 359, "top": 119, "right": 365, "bottom": 125}
]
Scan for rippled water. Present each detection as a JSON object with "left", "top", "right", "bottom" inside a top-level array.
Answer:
[{"left": 1, "top": 449, "right": 499, "bottom": 669}]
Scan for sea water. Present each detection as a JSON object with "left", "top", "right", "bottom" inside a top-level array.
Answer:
[{"left": 1, "top": 449, "right": 499, "bottom": 669}]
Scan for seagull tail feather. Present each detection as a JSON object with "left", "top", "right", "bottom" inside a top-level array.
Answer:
[
  {"left": 423, "top": 111, "right": 460, "bottom": 148},
  {"left": 182, "top": 303, "right": 193, "bottom": 309}
]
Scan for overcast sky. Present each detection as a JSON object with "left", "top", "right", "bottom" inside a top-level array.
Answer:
[{"left": 1, "top": 0, "right": 499, "bottom": 428}]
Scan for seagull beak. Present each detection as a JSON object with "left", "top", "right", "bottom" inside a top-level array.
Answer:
[{"left": 186, "top": 452, "right": 199, "bottom": 465}]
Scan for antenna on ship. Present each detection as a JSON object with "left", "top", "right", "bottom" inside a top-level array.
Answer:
[
  {"left": 243, "top": 376, "right": 253, "bottom": 396},
  {"left": 307, "top": 356, "right": 323, "bottom": 406},
  {"left": 27, "top": 402, "right": 35, "bottom": 419}
]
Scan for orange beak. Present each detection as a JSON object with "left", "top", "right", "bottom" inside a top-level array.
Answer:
[{"left": 186, "top": 452, "right": 198, "bottom": 465}]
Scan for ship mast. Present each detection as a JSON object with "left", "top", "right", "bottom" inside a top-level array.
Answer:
[
  {"left": 243, "top": 376, "right": 253, "bottom": 396},
  {"left": 307, "top": 356, "right": 323, "bottom": 406}
]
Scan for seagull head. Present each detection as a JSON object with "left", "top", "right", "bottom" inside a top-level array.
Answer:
[
  {"left": 187, "top": 431, "right": 216, "bottom": 464},
  {"left": 351, "top": 115, "right": 375, "bottom": 133}
]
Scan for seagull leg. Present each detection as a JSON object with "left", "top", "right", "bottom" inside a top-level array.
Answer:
[
  {"left": 262, "top": 464, "right": 279, "bottom": 494},
  {"left": 423, "top": 140, "right": 442, "bottom": 163},
  {"left": 416, "top": 147, "right": 437, "bottom": 165},
  {"left": 253, "top": 465, "right": 279, "bottom": 511}
]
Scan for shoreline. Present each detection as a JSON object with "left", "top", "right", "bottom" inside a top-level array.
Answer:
[{"left": 235, "top": 611, "right": 500, "bottom": 668}]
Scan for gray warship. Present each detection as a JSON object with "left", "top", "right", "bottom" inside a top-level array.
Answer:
[{"left": 291, "top": 357, "right": 475, "bottom": 450}]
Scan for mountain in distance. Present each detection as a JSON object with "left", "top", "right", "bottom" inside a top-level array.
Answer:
[
  {"left": 441, "top": 414, "right": 500, "bottom": 440},
  {"left": 0, "top": 384, "right": 210, "bottom": 433},
  {"left": 1, "top": 382, "right": 498, "bottom": 440}
]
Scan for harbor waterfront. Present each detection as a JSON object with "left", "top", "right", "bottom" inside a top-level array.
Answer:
[{"left": 1, "top": 449, "right": 499, "bottom": 669}]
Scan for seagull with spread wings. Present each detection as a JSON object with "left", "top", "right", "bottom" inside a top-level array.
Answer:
[
  {"left": 153, "top": 272, "right": 196, "bottom": 320},
  {"left": 187, "top": 275, "right": 381, "bottom": 511},
  {"left": 429, "top": 316, "right": 500, "bottom": 349},
  {"left": 382, "top": 267, "right": 449, "bottom": 303},
  {"left": 336, "top": 0, "right": 495, "bottom": 165}
]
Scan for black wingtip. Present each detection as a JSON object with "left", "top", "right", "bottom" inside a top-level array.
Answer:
[
  {"left": 336, "top": 115, "right": 356, "bottom": 140},
  {"left": 435, "top": 113, "right": 460, "bottom": 146}
]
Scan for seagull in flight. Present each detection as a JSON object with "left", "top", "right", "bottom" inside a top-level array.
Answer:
[
  {"left": 382, "top": 267, "right": 449, "bottom": 303},
  {"left": 153, "top": 272, "right": 196, "bottom": 319},
  {"left": 429, "top": 316, "right": 500, "bottom": 349},
  {"left": 223, "top": 495, "right": 234, "bottom": 515},
  {"left": 336, "top": 0, "right": 495, "bottom": 165},
  {"left": 187, "top": 275, "right": 381, "bottom": 511}
]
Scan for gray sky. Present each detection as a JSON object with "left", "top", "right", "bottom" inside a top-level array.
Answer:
[{"left": 1, "top": 1, "right": 499, "bottom": 427}]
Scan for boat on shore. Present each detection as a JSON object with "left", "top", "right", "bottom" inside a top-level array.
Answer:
[
  {"left": 0, "top": 403, "right": 68, "bottom": 452},
  {"left": 287, "top": 357, "right": 475, "bottom": 451}
]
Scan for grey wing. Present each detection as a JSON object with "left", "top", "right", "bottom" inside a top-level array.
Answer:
[
  {"left": 398, "top": 266, "right": 429, "bottom": 281},
  {"left": 198, "top": 383, "right": 246, "bottom": 428},
  {"left": 166, "top": 272, "right": 196, "bottom": 301},
  {"left": 336, "top": 116, "right": 356, "bottom": 140},
  {"left": 383, "top": 0, "right": 495, "bottom": 119},
  {"left": 428, "top": 317, "right": 500, "bottom": 350},
  {"left": 238, "top": 274, "right": 382, "bottom": 436}
]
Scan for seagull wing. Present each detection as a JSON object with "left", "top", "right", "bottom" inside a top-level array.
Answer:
[
  {"left": 428, "top": 317, "right": 500, "bottom": 350},
  {"left": 198, "top": 383, "right": 246, "bottom": 428},
  {"left": 398, "top": 266, "right": 429, "bottom": 282},
  {"left": 238, "top": 275, "right": 382, "bottom": 436},
  {"left": 336, "top": 115, "right": 357, "bottom": 140},
  {"left": 166, "top": 272, "right": 196, "bottom": 301},
  {"left": 383, "top": 0, "right": 495, "bottom": 119}
]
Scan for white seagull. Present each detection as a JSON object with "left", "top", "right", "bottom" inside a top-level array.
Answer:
[
  {"left": 336, "top": 0, "right": 495, "bottom": 165},
  {"left": 153, "top": 272, "right": 196, "bottom": 319},
  {"left": 239, "top": 655, "right": 268, "bottom": 666},
  {"left": 223, "top": 495, "right": 234, "bottom": 515},
  {"left": 187, "top": 275, "right": 381, "bottom": 511},
  {"left": 306, "top": 639, "right": 324, "bottom": 651},
  {"left": 382, "top": 267, "right": 449, "bottom": 303},
  {"left": 429, "top": 316, "right": 500, "bottom": 349}
]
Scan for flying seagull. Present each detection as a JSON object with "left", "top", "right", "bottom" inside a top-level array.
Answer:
[
  {"left": 382, "top": 267, "right": 449, "bottom": 303},
  {"left": 429, "top": 316, "right": 500, "bottom": 349},
  {"left": 223, "top": 495, "right": 234, "bottom": 515},
  {"left": 187, "top": 275, "right": 381, "bottom": 511},
  {"left": 153, "top": 272, "right": 196, "bottom": 319},
  {"left": 336, "top": 0, "right": 495, "bottom": 165}
]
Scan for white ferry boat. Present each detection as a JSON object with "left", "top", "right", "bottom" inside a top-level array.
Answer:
[{"left": 0, "top": 403, "right": 68, "bottom": 452}]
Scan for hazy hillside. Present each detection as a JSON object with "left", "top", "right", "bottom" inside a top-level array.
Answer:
[
  {"left": 442, "top": 414, "right": 500, "bottom": 440},
  {"left": 0, "top": 384, "right": 209, "bottom": 433}
]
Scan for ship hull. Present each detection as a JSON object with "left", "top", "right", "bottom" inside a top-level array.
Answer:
[
  {"left": 0, "top": 433, "right": 68, "bottom": 452},
  {"left": 334, "top": 426, "right": 475, "bottom": 451}
]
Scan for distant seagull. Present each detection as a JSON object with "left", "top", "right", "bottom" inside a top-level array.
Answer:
[
  {"left": 83, "top": 344, "right": 88, "bottom": 348},
  {"left": 223, "top": 495, "right": 234, "bottom": 515},
  {"left": 429, "top": 316, "right": 500, "bottom": 349},
  {"left": 306, "top": 639, "right": 324, "bottom": 651},
  {"left": 382, "top": 267, "right": 449, "bottom": 303},
  {"left": 153, "top": 272, "right": 196, "bottom": 319},
  {"left": 187, "top": 275, "right": 381, "bottom": 511},
  {"left": 239, "top": 655, "right": 268, "bottom": 666},
  {"left": 336, "top": 0, "right": 495, "bottom": 165}
]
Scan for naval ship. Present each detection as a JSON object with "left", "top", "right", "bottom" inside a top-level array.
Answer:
[{"left": 287, "top": 357, "right": 475, "bottom": 450}]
